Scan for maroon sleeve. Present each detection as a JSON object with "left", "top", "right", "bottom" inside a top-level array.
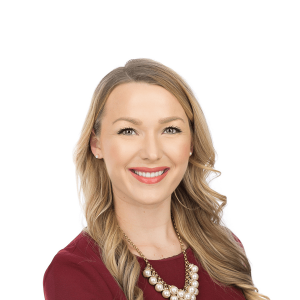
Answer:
[
  {"left": 231, "top": 232, "right": 245, "bottom": 250},
  {"left": 43, "top": 251, "right": 114, "bottom": 300}
]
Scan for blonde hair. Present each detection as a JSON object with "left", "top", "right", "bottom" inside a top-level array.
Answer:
[{"left": 73, "top": 58, "right": 269, "bottom": 300}]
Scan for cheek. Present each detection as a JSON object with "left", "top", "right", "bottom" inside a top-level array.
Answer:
[
  {"left": 167, "top": 141, "right": 190, "bottom": 166},
  {"left": 110, "top": 141, "right": 134, "bottom": 159},
  {"left": 104, "top": 139, "right": 133, "bottom": 171}
]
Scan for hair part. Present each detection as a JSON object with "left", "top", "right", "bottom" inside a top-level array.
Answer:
[{"left": 73, "top": 58, "right": 269, "bottom": 300}]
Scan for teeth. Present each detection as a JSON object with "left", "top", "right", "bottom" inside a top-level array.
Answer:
[{"left": 133, "top": 169, "right": 167, "bottom": 177}]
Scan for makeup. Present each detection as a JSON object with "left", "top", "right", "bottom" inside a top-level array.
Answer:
[{"left": 129, "top": 168, "right": 170, "bottom": 184}]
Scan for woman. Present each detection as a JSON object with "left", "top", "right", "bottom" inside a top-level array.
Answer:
[{"left": 43, "top": 58, "right": 269, "bottom": 300}]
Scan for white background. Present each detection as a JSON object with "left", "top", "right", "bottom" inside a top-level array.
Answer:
[{"left": 1, "top": 1, "right": 299, "bottom": 299}]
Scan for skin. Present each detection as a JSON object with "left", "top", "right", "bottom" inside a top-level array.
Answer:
[{"left": 90, "top": 82, "right": 193, "bottom": 260}]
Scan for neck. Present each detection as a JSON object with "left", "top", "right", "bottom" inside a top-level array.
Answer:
[{"left": 114, "top": 194, "right": 181, "bottom": 251}]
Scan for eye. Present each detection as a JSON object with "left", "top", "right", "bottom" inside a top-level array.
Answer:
[
  {"left": 117, "top": 127, "right": 137, "bottom": 135},
  {"left": 117, "top": 126, "right": 182, "bottom": 135},
  {"left": 164, "top": 126, "right": 182, "bottom": 134}
]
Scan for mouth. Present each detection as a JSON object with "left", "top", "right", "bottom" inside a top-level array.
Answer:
[
  {"left": 129, "top": 167, "right": 170, "bottom": 184},
  {"left": 129, "top": 168, "right": 170, "bottom": 177}
]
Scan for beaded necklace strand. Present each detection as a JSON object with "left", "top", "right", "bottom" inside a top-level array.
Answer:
[{"left": 118, "top": 213, "right": 199, "bottom": 299}]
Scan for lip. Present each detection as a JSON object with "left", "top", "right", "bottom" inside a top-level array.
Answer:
[
  {"left": 129, "top": 168, "right": 170, "bottom": 184},
  {"left": 129, "top": 166, "right": 170, "bottom": 172}
]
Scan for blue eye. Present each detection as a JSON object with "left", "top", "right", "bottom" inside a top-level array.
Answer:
[
  {"left": 117, "top": 126, "right": 182, "bottom": 135},
  {"left": 164, "top": 126, "right": 182, "bottom": 134},
  {"left": 117, "top": 127, "right": 137, "bottom": 135}
]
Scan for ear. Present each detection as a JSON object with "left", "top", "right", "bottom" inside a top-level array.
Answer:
[{"left": 90, "top": 129, "right": 103, "bottom": 159}]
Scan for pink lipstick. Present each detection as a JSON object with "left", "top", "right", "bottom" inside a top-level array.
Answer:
[{"left": 129, "top": 167, "right": 170, "bottom": 184}]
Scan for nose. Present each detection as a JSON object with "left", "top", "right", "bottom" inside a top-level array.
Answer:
[{"left": 140, "top": 132, "right": 162, "bottom": 160}]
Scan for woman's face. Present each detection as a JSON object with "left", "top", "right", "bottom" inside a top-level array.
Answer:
[{"left": 91, "top": 82, "right": 192, "bottom": 206}]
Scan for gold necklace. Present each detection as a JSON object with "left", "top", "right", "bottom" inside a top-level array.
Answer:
[{"left": 117, "top": 213, "right": 200, "bottom": 300}]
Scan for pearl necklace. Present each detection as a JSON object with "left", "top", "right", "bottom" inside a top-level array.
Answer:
[{"left": 118, "top": 213, "right": 200, "bottom": 300}]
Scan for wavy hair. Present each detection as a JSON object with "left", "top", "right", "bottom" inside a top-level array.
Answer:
[{"left": 72, "top": 58, "right": 269, "bottom": 300}]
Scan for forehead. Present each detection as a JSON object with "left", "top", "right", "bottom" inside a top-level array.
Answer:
[{"left": 104, "top": 82, "right": 186, "bottom": 120}]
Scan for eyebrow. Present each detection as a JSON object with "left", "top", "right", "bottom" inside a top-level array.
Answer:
[{"left": 112, "top": 116, "right": 185, "bottom": 125}]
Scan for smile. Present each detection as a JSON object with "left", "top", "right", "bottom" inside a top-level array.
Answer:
[{"left": 129, "top": 168, "right": 170, "bottom": 184}]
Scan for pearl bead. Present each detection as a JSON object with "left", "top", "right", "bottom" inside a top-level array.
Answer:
[
  {"left": 189, "top": 263, "right": 194, "bottom": 269},
  {"left": 170, "top": 285, "right": 178, "bottom": 295},
  {"left": 191, "top": 295, "right": 196, "bottom": 300},
  {"left": 149, "top": 276, "right": 157, "bottom": 285},
  {"left": 177, "top": 289, "right": 185, "bottom": 298},
  {"left": 184, "top": 292, "right": 192, "bottom": 299},
  {"left": 191, "top": 265, "right": 199, "bottom": 273},
  {"left": 187, "top": 286, "right": 195, "bottom": 295},
  {"left": 155, "top": 283, "right": 164, "bottom": 292},
  {"left": 191, "top": 280, "right": 199, "bottom": 288},
  {"left": 194, "top": 288, "right": 199, "bottom": 296},
  {"left": 191, "top": 273, "right": 199, "bottom": 281},
  {"left": 143, "top": 268, "right": 152, "bottom": 277},
  {"left": 162, "top": 289, "right": 171, "bottom": 298},
  {"left": 170, "top": 296, "right": 178, "bottom": 300}
]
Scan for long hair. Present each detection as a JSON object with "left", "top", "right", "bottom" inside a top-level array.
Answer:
[{"left": 73, "top": 58, "right": 269, "bottom": 300}]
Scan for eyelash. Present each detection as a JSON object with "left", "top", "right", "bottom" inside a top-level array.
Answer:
[{"left": 117, "top": 126, "right": 182, "bottom": 135}]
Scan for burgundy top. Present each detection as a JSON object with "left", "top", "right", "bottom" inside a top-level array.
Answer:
[{"left": 43, "top": 231, "right": 245, "bottom": 300}]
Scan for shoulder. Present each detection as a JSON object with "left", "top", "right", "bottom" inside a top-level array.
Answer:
[
  {"left": 221, "top": 226, "right": 245, "bottom": 251},
  {"left": 231, "top": 232, "right": 245, "bottom": 250},
  {"left": 43, "top": 231, "right": 113, "bottom": 300}
]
